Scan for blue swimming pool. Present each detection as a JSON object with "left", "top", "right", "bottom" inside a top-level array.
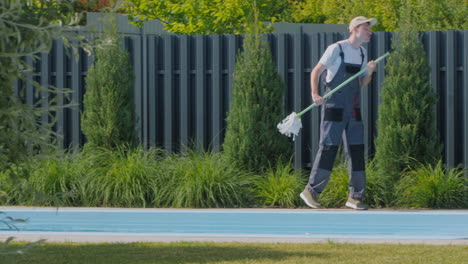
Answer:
[{"left": 1, "top": 209, "right": 467, "bottom": 240}]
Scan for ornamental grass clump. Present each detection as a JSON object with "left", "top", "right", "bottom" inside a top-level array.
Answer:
[
  {"left": 158, "top": 150, "right": 254, "bottom": 208},
  {"left": 395, "top": 161, "right": 468, "bottom": 209},
  {"left": 253, "top": 161, "right": 306, "bottom": 208},
  {"left": 77, "top": 146, "right": 162, "bottom": 207}
]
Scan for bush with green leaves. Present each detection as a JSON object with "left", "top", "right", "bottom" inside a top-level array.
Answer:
[
  {"left": 395, "top": 161, "right": 468, "bottom": 208},
  {"left": 81, "top": 14, "right": 135, "bottom": 150},
  {"left": 223, "top": 31, "right": 291, "bottom": 172},
  {"left": 374, "top": 4, "right": 441, "bottom": 187},
  {"left": 252, "top": 161, "right": 306, "bottom": 208},
  {"left": 159, "top": 150, "right": 254, "bottom": 208}
]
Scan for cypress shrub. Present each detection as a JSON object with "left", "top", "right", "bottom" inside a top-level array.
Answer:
[
  {"left": 81, "top": 14, "right": 135, "bottom": 150},
  {"left": 223, "top": 32, "right": 291, "bottom": 172},
  {"left": 373, "top": 4, "right": 441, "bottom": 201}
]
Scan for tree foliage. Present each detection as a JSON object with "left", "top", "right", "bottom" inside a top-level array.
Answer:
[
  {"left": 0, "top": 0, "right": 81, "bottom": 253},
  {"left": 120, "top": 0, "right": 465, "bottom": 34},
  {"left": 374, "top": 3, "right": 441, "bottom": 184},
  {"left": 0, "top": 0, "right": 79, "bottom": 169},
  {"left": 123, "top": 0, "right": 292, "bottom": 34},
  {"left": 290, "top": 0, "right": 466, "bottom": 31},
  {"left": 75, "top": 0, "right": 112, "bottom": 12}
]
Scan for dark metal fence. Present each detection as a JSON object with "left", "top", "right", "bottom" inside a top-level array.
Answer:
[{"left": 17, "top": 29, "right": 468, "bottom": 172}]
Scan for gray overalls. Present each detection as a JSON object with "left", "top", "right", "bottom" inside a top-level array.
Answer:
[{"left": 307, "top": 44, "right": 366, "bottom": 199}]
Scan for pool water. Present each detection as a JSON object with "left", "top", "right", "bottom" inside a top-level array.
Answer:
[{"left": 1, "top": 209, "right": 467, "bottom": 240}]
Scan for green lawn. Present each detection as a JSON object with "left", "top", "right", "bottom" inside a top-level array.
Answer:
[{"left": 1, "top": 241, "right": 467, "bottom": 264}]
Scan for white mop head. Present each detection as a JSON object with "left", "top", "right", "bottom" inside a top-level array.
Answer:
[{"left": 277, "top": 112, "right": 302, "bottom": 140}]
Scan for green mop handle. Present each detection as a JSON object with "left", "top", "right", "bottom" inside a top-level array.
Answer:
[{"left": 296, "top": 51, "right": 391, "bottom": 118}]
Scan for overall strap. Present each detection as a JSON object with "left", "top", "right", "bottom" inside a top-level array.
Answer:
[
  {"left": 338, "top": 43, "right": 344, "bottom": 61},
  {"left": 359, "top": 47, "right": 364, "bottom": 66}
]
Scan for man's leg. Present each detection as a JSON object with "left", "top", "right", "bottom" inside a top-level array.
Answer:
[
  {"left": 305, "top": 108, "right": 345, "bottom": 196},
  {"left": 343, "top": 119, "right": 367, "bottom": 209},
  {"left": 307, "top": 144, "right": 339, "bottom": 194}
]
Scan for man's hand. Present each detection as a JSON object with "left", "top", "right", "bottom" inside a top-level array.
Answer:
[
  {"left": 360, "top": 60, "right": 377, "bottom": 87},
  {"left": 367, "top": 60, "right": 377, "bottom": 73},
  {"left": 312, "top": 93, "right": 325, "bottom": 105}
]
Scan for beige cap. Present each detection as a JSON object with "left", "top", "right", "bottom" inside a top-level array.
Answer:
[{"left": 349, "top": 16, "right": 377, "bottom": 32}]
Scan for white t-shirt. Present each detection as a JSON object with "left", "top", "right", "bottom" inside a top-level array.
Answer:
[{"left": 318, "top": 40, "right": 368, "bottom": 83}]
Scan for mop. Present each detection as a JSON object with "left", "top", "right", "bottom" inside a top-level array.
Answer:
[{"left": 277, "top": 51, "right": 392, "bottom": 140}]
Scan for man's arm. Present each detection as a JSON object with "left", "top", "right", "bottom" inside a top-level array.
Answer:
[{"left": 310, "top": 63, "right": 327, "bottom": 105}]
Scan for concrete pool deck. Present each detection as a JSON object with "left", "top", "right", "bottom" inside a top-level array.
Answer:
[{"left": 1, "top": 207, "right": 467, "bottom": 245}]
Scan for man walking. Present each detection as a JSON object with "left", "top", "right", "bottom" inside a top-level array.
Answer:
[{"left": 300, "top": 16, "right": 378, "bottom": 210}]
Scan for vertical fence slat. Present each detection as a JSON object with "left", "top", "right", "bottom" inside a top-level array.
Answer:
[
  {"left": 428, "top": 31, "right": 441, "bottom": 156},
  {"left": 445, "top": 31, "right": 456, "bottom": 168},
  {"left": 13, "top": 73, "right": 19, "bottom": 97},
  {"left": 293, "top": 32, "right": 304, "bottom": 169},
  {"left": 147, "top": 36, "right": 157, "bottom": 147},
  {"left": 55, "top": 39, "right": 65, "bottom": 148},
  {"left": 141, "top": 35, "right": 149, "bottom": 148},
  {"left": 164, "top": 36, "right": 174, "bottom": 152},
  {"left": 308, "top": 33, "right": 321, "bottom": 169},
  {"left": 40, "top": 52, "right": 50, "bottom": 126},
  {"left": 227, "top": 35, "right": 238, "bottom": 110},
  {"left": 130, "top": 36, "right": 144, "bottom": 145},
  {"left": 464, "top": 31, "right": 468, "bottom": 175},
  {"left": 277, "top": 34, "right": 287, "bottom": 89},
  {"left": 196, "top": 36, "right": 206, "bottom": 149},
  {"left": 428, "top": 32, "right": 439, "bottom": 96},
  {"left": 366, "top": 32, "right": 387, "bottom": 159},
  {"left": 71, "top": 41, "right": 81, "bottom": 147},
  {"left": 25, "top": 56, "right": 34, "bottom": 106},
  {"left": 180, "top": 35, "right": 190, "bottom": 152},
  {"left": 212, "top": 35, "right": 223, "bottom": 152}
]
